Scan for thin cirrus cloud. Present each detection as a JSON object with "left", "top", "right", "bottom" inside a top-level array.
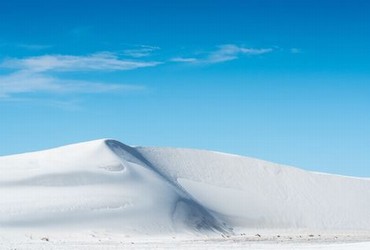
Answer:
[
  {"left": 122, "top": 45, "right": 160, "bottom": 58},
  {"left": 171, "top": 44, "right": 273, "bottom": 64},
  {"left": 0, "top": 71, "right": 144, "bottom": 99},
  {"left": 0, "top": 51, "right": 156, "bottom": 100},
  {"left": 0, "top": 44, "right": 274, "bottom": 100},
  {"left": 170, "top": 57, "right": 198, "bottom": 63},
  {"left": 1, "top": 52, "right": 161, "bottom": 72}
]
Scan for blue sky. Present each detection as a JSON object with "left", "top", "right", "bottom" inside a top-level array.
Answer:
[{"left": 0, "top": 0, "right": 369, "bottom": 177}]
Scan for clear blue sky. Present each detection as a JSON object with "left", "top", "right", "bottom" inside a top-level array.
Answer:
[{"left": 0, "top": 0, "right": 369, "bottom": 177}]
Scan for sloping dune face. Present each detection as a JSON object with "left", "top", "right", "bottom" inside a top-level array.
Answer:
[
  {"left": 0, "top": 140, "right": 229, "bottom": 234},
  {"left": 136, "top": 147, "right": 370, "bottom": 230},
  {"left": 0, "top": 139, "right": 370, "bottom": 234}
]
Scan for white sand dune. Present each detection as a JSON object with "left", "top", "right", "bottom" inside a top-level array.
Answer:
[{"left": 0, "top": 139, "right": 369, "bottom": 249}]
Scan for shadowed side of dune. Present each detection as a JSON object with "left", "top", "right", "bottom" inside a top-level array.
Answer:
[{"left": 105, "top": 139, "right": 233, "bottom": 235}]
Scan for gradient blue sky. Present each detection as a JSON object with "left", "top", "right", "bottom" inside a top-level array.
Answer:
[{"left": 0, "top": 0, "right": 369, "bottom": 177}]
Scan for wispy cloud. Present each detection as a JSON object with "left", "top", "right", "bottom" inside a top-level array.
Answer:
[
  {"left": 0, "top": 71, "right": 143, "bottom": 99},
  {"left": 170, "top": 57, "right": 198, "bottom": 63},
  {"left": 207, "top": 44, "right": 273, "bottom": 63},
  {"left": 171, "top": 44, "right": 273, "bottom": 64},
  {"left": 1, "top": 52, "right": 161, "bottom": 72},
  {"left": 0, "top": 51, "right": 154, "bottom": 101},
  {"left": 123, "top": 45, "right": 160, "bottom": 58},
  {"left": 0, "top": 44, "right": 275, "bottom": 101}
]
